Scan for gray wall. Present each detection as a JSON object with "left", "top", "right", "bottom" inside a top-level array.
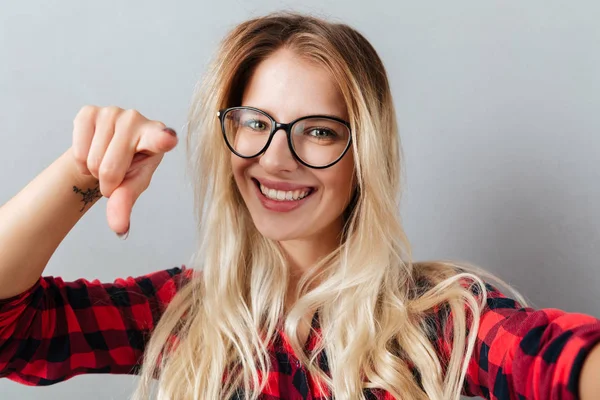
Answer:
[{"left": 1, "top": 1, "right": 599, "bottom": 399}]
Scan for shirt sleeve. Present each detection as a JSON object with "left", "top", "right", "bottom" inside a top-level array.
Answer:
[
  {"left": 435, "top": 279, "right": 600, "bottom": 400},
  {"left": 0, "top": 265, "right": 193, "bottom": 386}
]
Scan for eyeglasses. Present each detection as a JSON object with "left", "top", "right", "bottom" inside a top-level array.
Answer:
[{"left": 217, "top": 106, "right": 352, "bottom": 169}]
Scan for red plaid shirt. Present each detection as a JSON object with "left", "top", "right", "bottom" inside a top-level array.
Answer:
[{"left": 0, "top": 266, "right": 599, "bottom": 399}]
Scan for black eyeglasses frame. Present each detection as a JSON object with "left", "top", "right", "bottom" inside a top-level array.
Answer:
[{"left": 217, "top": 106, "right": 353, "bottom": 169}]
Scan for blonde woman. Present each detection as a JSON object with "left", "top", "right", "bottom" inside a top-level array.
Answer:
[{"left": 0, "top": 11, "right": 599, "bottom": 400}]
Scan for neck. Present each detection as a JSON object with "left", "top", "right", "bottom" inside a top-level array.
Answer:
[{"left": 280, "top": 218, "right": 343, "bottom": 308}]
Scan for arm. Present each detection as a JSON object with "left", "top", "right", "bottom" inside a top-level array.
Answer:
[
  {"left": 435, "top": 280, "right": 600, "bottom": 400},
  {"left": 0, "top": 265, "right": 193, "bottom": 385},
  {"left": 579, "top": 343, "right": 600, "bottom": 400},
  {"left": 0, "top": 147, "right": 101, "bottom": 299}
]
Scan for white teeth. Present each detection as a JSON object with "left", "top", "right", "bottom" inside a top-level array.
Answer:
[{"left": 259, "top": 183, "right": 311, "bottom": 201}]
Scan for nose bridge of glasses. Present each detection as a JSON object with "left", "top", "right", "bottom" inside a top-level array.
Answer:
[
  {"left": 260, "top": 122, "right": 295, "bottom": 163},
  {"left": 267, "top": 121, "right": 293, "bottom": 146},
  {"left": 267, "top": 123, "right": 292, "bottom": 150},
  {"left": 272, "top": 121, "right": 291, "bottom": 135}
]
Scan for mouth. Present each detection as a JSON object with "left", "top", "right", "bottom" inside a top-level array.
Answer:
[{"left": 251, "top": 178, "right": 315, "bottom": 202}]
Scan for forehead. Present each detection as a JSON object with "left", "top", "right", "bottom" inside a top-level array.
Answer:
[{"left": 241, "top": 48, "right": 348, "bottom": 121}]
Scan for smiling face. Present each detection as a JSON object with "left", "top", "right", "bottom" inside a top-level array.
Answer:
[{"left": 231, "top": 47, "right": 355, "bottom": 245}]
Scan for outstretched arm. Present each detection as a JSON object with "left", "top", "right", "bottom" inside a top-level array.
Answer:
[{"left": 435, "top": 279, "right": 600, "bottom": 400}]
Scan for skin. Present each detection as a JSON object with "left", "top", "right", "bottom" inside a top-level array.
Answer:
[
  {"left": 580, "top": 343, "right": 600, "bottom": 400},
  {"left": 231, "top": 47, "right": 355, "bottom": 318}
]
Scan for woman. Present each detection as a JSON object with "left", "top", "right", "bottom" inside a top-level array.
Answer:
[{"left": 0, "top": 11, "right": 598, "bottom": 400}]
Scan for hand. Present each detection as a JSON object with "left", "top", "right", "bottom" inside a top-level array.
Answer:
[{"left": 70, "top": 105, "right": 178, "bottom": 237}]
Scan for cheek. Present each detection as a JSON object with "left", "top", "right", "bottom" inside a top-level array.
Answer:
[
  {"left": 231, "top": 156, "right": 252, "bottom": 192},
  {"left": 321, "top": 160, "right": 355, "bottom": 206}
]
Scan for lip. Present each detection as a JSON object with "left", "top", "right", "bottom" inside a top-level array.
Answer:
[
  {"left": 252, "top": 177, "right": 315, "bottom": 192},
  {"left": 251, "top": 178, "right": 315, "bottom": 212}
]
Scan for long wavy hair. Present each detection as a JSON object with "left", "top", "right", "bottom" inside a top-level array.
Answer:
[{"left": 132, "top": 11, "right": 529, "bottom": 400}]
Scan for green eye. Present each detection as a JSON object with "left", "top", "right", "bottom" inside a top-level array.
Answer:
[
  {"left": 244, "top": 119, "right": 268, "bottom": 130},
  {"left": 308, "top": 128, "right": 337, "bottom": 139}
]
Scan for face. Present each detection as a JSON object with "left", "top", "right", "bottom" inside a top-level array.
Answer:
[{"left": 231, "top": 47, "right": 355, "bottom": 245}]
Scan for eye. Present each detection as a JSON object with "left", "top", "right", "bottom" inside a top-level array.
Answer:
[
  {"left": 307, "top": 128, "right": 337, "bottom": 139},
  {"left": 243, "top": 119, "right": 269, "bottom": 131}
]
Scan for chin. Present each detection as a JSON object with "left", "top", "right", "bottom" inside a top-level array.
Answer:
[{"left": 252, "top": 219, "right": 304, "bottom": 242}]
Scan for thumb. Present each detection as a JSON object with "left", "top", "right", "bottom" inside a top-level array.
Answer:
[{"left": 105, "top": 165, "right": 156, "bottom": 236}]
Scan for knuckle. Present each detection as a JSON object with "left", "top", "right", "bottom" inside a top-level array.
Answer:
[
  {"left": 99, "top": 105, "right": 122, "bottom": 120},
  {"left": 98, "top": 162, "right": 119, "bottom": 182},
  {"left": 74, "top": 105, "right": 97, "bottom": 124},
  {"left": 120, "top": 108, "right": 141, "bottom": 126}
]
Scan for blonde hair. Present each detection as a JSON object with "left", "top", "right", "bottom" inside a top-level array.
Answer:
[{"left": 132, "top": 11, "right": 529, "bottom": 400}]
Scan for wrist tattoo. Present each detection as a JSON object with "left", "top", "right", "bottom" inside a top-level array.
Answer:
[{"left": 72, "top": 181, "right": 102, "bottom": 212}]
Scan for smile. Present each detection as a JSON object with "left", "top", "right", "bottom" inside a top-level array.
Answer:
[
  {"left": 259, "top": 183, "right": 312, "bottom": 201},
  {"left": 251, "top": 178, "right": 316, "bottom": 212}
]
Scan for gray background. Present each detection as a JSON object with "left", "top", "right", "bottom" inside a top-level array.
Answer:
[{"left": 1, "top": 0, "right": 599, "bottom": 399}]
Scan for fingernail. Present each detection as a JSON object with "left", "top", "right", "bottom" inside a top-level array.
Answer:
[
  {"left": 117, "top": 224, "right": 130, "bottom": 240},
  {"left": 163, "top": 127, "right": 177, "bottom": 137}
]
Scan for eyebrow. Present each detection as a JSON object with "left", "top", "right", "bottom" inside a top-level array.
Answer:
[
  {"left": 243, "top": 105, "right": 348, "bottom": 122},
  {"left": 318, "top": 113, "right": 348, "bottom": 120}
]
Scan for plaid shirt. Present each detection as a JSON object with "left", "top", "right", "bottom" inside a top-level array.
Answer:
[{"left": 1, "top": 266, "right": 599, "bottom": 399}]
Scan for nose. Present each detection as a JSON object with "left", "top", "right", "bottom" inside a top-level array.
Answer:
[{"left": 258, "top": 128, "right": 298, "bottom": 172}]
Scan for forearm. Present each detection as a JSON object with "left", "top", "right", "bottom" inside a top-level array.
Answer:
[
  {"left": 0, "top": 147, "right": 101, "bottom": 299},
  {"left": 579, "top": 342, "right": 600, "bottom": 400}
]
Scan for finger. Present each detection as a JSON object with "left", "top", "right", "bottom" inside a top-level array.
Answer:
[
  {"left": 105, "top": 161, "right": 159, "bottom": 235},
  {"left": 98, "top": 123, "right": 137, "bottom": 198},
  {"left": 136, "top": 121, "right": 178, "bottom": 155},
  {"left": 87, "top": 106, "right": 121, "bottom": 179},
  {"left": 72, "top": 105, "right": 98, "bottom": 175}
]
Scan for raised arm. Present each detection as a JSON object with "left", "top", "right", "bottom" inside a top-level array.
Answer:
[
  {"left": 0, "top": 105, "right": 182, "bottom": 383},
  {"left": 0, "top": 105, "right": 178, "bottom": 300}
]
